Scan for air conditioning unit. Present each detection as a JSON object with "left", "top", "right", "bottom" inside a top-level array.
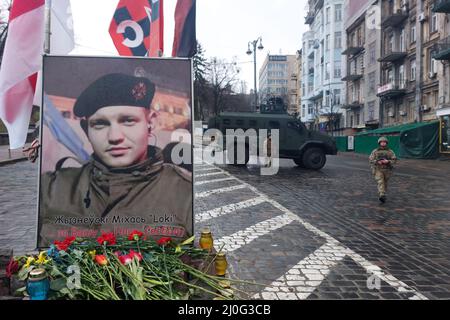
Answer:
[
  {"left": 429, "top": 71, "right": 437, "bottom": 79},
  {"left": 388, "top": 111, "right": 395, "bottom": 117},
  {"left": 399, "top": 110, "right": 407, "bottom": 116},
  {"left": 418, "top": 13, "right": 426, "bottom": 22}
]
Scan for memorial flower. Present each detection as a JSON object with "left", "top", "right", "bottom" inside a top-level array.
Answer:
[
  {"left": 157, "top": 237, "right": 172, "bottom": 247},
  {"left": 97, "top": 232, "right": 116, "bottom": 246},
  {"left": 10, "top": 234, "right": 242, "bottom": 300},
  {"left": 128, "top": 230, "right": 144, "bottom": 241},
  {"left": 94, "top": 254, "right": 108, "bottom": 266}
]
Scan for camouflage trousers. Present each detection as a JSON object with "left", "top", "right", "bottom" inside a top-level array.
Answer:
[{"left": 373, "top": 169, "right": 392, "bottom": 196}]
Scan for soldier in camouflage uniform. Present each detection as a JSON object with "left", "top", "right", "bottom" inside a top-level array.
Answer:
[
  {"left": 39, "top": 73, "right": 192, "bottom": 247},
  {"left": 369, "top": 136, "right": 397, "bottom": 203}
]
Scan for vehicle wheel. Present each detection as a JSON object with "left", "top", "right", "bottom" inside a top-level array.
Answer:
[
  {"left": 302, "top": 147, "right": 326, "bottom": 170},
  {"left": 227, "top": 143, "right": 249, "bottom": 166},
  {"left": 293, "top": 157, "right": 305, "bottom": 167}
]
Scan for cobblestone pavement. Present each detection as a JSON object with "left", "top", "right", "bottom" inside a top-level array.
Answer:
[
  {"left": 194, "top": 150, "right": 450, "bottom": 300},
  {"left": 1, "top": 150, "right": 450, "bottom": 299}
]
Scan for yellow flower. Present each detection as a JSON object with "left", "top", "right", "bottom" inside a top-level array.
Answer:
[
  {"left": 88, "top": 250, "right": 96, "bottom": 260},
  {"left": 24, "top": 257, "right": 35, "bottom": 268},
  {"left": 36, "top": 251, "right": 49, "bottom": 265},
  {"left": 175, "top": 246, "right": 182, "bottom": 254}
]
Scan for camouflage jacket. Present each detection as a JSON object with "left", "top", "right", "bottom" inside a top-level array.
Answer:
[
  {"left": 369, "top": 147, "right": 397, "bottom": 171},
  {"left": 38, "top": 146, "right": 192, "bottom": 247}
]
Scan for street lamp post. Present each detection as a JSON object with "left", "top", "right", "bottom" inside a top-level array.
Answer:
[{"left": 247, "top": 37, "right": 264, "bottom": 112}]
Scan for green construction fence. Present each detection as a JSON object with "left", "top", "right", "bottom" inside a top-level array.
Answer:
[{"left": 334, "top": 121, "right": 439, "bottom": 159}]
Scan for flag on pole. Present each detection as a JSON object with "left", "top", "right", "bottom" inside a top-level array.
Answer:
[
  {"left": 50, "top": 0, "right": 75, "bottom": 55},
  {"left": 0, "top": 0, "right": 45, "bottom": 149},
  {"left": 33, "top": 0, "right": 75, "bottom": 107},
  {"left": 172, "top": 0, "right": 197, "bottom": 58},
  {"left": 109, "top": 0, "right": 164, "bottom": 57}
]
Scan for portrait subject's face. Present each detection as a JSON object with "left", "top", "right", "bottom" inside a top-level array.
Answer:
[
  {"left": 87, "top": 106, "right": 150, "bottom": 168},
  {"left": 380, "top": 141, "right": 387, "bottom": 148}
]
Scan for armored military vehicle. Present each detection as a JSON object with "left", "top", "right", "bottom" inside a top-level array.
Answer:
[{"left": 207, "top": 109, "right": 337, "bottom": 170}]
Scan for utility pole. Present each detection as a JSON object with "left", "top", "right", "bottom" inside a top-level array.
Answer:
[
  {"left": 247, "top": 37, "right": 264, "bottom": 112},
  {"left": 44, "top": 0, "right": 52, "bottom": 54}
]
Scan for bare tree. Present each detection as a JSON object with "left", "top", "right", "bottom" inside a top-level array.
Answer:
[{"left": 207, "top": 57, "right": 240, "bottom": 115}]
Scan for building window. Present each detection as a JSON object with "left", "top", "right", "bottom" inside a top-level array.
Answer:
[
  {"left": 430, "top": 51, "right": 437, "bottom": 74},
  {"left": 399, "top": 28, "right": 405, "bottom": 51},
  {"left": 410, "top": 59, "right": 416, "bottom": 81},
  {"left": 368, "top": 101, "right": 375, "bottom": 121},
  {"left": 335, "top": 32, "right": 342, "bottom": 49},
  {"left": 326, "top": 7, "right": 331, "bottom": 24},
  {"left": 302, "top": 105, "right": 306, "bottom": 117},
  {"left": 325, "top": 63, "right": 330, "bottom": 80},
  {"left": 326, "top": 34, "right": 330, "bottom": 51},
  {"left": 335, "top": 4, "right": 342, "bottom": 22},
  {"left": 333, "top": 89, "right": 341, "bottom": 105},
  {"left": 388, "top": 34, "right": 394, "bottom": 52},
  {"left": 431, "top": 12, "right": 438, "bottom": 34},
  {"left": 308, "top": 104, "right": 314, "bottom": 115},
  {"left": 334, "top": 62, "right": 341, "bottom": 78},
  {"left": 369, "top": 42, "right": 376, "bottom": 65},
  {"left": 368, "top": 72, "right": 376, "bottom": 95},
  {"left": 399, "top": 64, "right": 405, "bottom": 87},
  {"left": 410, "top": 24, "right": 416, "bottom": 44}
]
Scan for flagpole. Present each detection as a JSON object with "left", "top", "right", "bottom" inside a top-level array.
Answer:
[{"left": 44, "top": 0, "right": 52, "bottom": 54}]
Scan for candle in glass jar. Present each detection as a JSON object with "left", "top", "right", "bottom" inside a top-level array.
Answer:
[
  {"left": 27, "top": 268, "right": 50, "bottom": 300},
  {"left": 199, "top": 228, "right": 214, "bottom": 250},
  {"left": 215, "top": 252, "right": 228, "bottom": 276}
]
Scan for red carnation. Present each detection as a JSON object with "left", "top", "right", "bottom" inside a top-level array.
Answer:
[
  {"left": 97, "top": 232, "right": 116, "bottom": 246},
  {"left": 54, "top": 236, "right": 77, "bottom": 251},
  {"left": 128, "top": 230, "right": 144, "bottom": 241},
  {"left": 6, "top": 258, "right": 19, "bottom": 278},
  {"left": 129, "top": 250, "right": 143, "bottom": 262},
  {"left": 54, "top": 240, "right": 69, "bottom": 251},
  {"left": 119, "top": 254, "right": 132, "bottom": 265},
  {"left": 157, "top": 237, "right": 172, "bottom": 247}
]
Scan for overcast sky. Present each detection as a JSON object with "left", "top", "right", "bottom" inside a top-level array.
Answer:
[{"left": 70, "top": 0, "right": 309, "bottom": 93}]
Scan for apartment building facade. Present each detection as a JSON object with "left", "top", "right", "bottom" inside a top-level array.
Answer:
[
  {"left": 259, "top": 54, "right": 296, "bottom": 110},
  {"left": 432, "top": 0, "right": 450, "bottom": 154},
  {"left": 341, "top": 0, "right": 382, "bottom": 134},
  {"left": 300, "top": 0, "right": 345, "bottom": 134}
]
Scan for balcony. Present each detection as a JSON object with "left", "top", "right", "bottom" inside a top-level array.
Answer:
[
  {"left": 377, "top": 80, "right": 407, "bottom": 98},
  {"left": 305, "top": 11, "right": 315, "bottom": 24},
  {"left": 432, "top": 36, "right": 450, "bottom": 60},
  {"left": 310, "top": 91, "right": 323, "bottom": 101},
  {"left": 342, "top": 96, "right": 364, "bottom": 109},
  {"left": 432, "top": 0, "right": 450, "bottom": 13},
  {"left": 381, "top": 7, "right": 409, "bottom": 28},
  {"left": 378, "top": 49, "right": 407, "bottom": 63},
  {"left": 342, "top": 46, "right": 364, "bottom": 56},
  {"left": 342, "top": 73, "right": 363, "bottom": 82}
]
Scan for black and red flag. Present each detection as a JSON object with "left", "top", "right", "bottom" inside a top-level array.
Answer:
[
  {"left": 172, "top": 0, "right": 197, "bottom": 57},
  {"left": 109, "top": 0, "right": 164, "bottom": 57}
]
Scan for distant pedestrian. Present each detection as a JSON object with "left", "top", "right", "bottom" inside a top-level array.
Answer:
[
  {"left": 369, "top": 136, "right": 397, "bottom": 203},
  {"left": 263, "top": 132, "right": 272, "bottom": 167}
]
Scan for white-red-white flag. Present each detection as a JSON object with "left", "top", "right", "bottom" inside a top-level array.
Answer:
[{"left": 0, "top": 0, "right": 45, "bottom": 149}]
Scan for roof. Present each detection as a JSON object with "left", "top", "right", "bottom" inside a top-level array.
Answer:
[{"left": 357, "top": 121, "right": 439, "bottom": 136}]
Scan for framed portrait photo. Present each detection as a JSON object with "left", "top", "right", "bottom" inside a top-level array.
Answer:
[{"left": 37, "top": 56, "right": 193, "bottom": 248}]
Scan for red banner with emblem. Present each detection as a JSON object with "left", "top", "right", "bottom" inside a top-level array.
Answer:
[{"left": 109, "top": 0, "right": 164, "bottom": 57}]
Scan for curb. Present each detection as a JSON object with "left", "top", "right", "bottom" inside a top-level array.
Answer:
[{"left": 0, "top": 157, "right": 28, "bottom": 167}]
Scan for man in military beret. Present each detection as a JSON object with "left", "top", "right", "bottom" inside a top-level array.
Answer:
[
  {"left": 39, "top": 73, "right": 193, "bottom": 247},
  {"left": 369, "top": 136, "right": 397, "bottom": 203}
]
